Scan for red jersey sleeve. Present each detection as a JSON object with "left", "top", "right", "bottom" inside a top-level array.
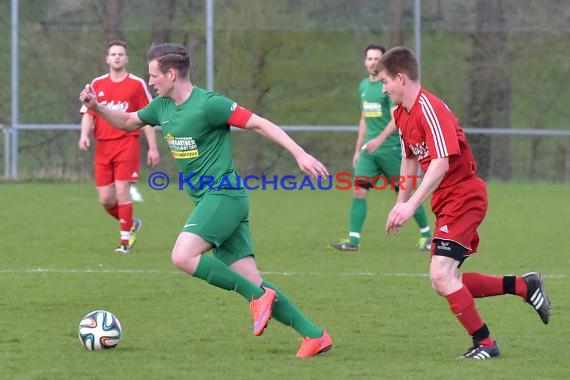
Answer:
[
  {"left": 227, "top": 105, "right": 253, "bottom": 129},
  {"left": 417, "top": 92, "right": 460, "bottom": 159}
]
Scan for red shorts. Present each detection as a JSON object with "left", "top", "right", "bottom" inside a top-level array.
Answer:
[
  {"left": 94, "top": 136, "right": 141, "bottom": 187},
  {"left": 430, "top": 177, "right": 488, "bottom": 256}
]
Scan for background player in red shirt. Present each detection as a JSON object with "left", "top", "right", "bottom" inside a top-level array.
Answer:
[
  {"left": 79, "top": 40, "right": 160, "bottom": 253},
  {"left": 378, "top": 46, "right": 551, "bottom": 359}
]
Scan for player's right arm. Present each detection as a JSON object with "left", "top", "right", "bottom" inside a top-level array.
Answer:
[
  {"left": 396, "top": 155, "right": 419, "bottom": 203},
  {"left": 385, "top": 155, "right": 422, "bottom": 235},
  {"left": 78, "top": 112, "right": 94, "bottom": 150},
  {"left": 79, "top": 84, "right": 144, "bottom": 131}
]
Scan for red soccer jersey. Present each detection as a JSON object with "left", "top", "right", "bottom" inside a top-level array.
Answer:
[
  {"left": 80, "top": 73, "right": 153, "bottom": 140},
  {"left": 394, "top": 88, "right": 478, "bottom": 189}
]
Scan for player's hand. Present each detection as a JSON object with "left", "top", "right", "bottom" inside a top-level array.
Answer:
[
  {"left": 296, "top": 152, "right": 329, "bottom": 179},
  {"left": 362, "top": 137, "right": 382, "bottom": 153},
  {"left": 78, "top": 135, "right": 90, "bottom": 150},
  {"left": 385, "top": 202, "right": 415, "bottom": 235},
  {"left": 147, "top": 148, "right": 160, "bottom": 168},
  {"left": 79, "top": 84, "right": 98, "bottom": 109}
]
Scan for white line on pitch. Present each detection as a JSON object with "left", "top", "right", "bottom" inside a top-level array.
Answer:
[
  {"left": 0, "top": 268, "right": 419, "bottom": 277},
  {"left": 0, "top": 268, "right": 566, "bottom": 279}
]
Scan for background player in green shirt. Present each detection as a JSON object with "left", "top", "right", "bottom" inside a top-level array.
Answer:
[
  {"left": 80, "top": 42, "right": 332, "bottom": 359},
  {"left": 329, "top": 44, "right": 432, "bottom": 252}
]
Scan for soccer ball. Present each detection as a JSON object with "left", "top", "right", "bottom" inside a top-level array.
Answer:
[{"left": 78, "top": 310, "right": 123, "bottom": 351}]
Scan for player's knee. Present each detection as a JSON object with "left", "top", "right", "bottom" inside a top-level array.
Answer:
[
  {"left": 430, "top": 246, "right": 465, "bottom": 295},
  {"left": 353, "top": 187, "right": 368, "bottom": 198},
  {"left": 430, "top": 274, "right": 457, "bottom": 296},
  {"left": 171, "top": 249, "right": 196, "bottom": 273},
  {"left": 429, "top": 266, "right": 450, "bottom": 295},
  {"left": 115, "top": 188, "right": 131, "bottom": 204},
  {"left": 171, "top": 249, "right": 182, "bottom": 268},
  {"left": 98, "top": 196, "right": 115, "bottom": 209}
]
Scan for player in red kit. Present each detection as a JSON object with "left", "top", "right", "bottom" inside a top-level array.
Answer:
[
  {"left": 378, "top": 47, "right": 551, "bottom": 359},
  {"left": 79, "top": 40, "right": 160, "bottom": 253}
]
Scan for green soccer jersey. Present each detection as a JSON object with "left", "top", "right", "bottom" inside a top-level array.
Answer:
[
  {"left": 137, "top": 86, "right": 246, "bottom": 203},
  {"left": 358, "top": 78, "right": 400, "bottom": 153}
]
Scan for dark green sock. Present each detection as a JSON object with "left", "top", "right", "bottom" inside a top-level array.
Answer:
[
  {"left": 262, "top": 280, "right": 323, "bottom": 338},
  {"left": 348, "top": 198, "right": 367, "bottom": 245},
  {"left": 193, "top": 255, "right": 264, "bottom": 300},
  {"left": 413, "top": 205, "right": 431, "bottom": 237}
]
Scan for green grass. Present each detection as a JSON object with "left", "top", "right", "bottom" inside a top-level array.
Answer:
[{"left": 0, "top": 182, "right": 569, "bottom": 379}]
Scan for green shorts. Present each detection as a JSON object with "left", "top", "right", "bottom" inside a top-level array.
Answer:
[
  {"left": 183, "top": 192, "right": 254, "bottom": 266},
  {"left": 354, "top": 146, "right": 402, "bottom": 190}
]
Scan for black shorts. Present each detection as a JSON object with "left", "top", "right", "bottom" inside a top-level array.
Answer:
[{"left": 432, "top": 238, "right": 468, "bottom": 267}]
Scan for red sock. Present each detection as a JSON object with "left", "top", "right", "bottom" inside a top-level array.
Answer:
[
  {"left": 105, "top": 202, "right": 119, "bottom": 220},
  {"left": 462, "top": 272, "right": 504, "bottom": 298},
  {"left": 463, "top": 272, "right": 528, "bottom": 299},
  {"left": 118, "top": 202, "right": 134, "bottom": 245},
  {"left": 446, "top": 285, "right": 493, "bottom": 346}
]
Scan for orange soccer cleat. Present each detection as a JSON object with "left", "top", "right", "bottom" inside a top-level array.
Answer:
[
  {"left": 296, "top": 330, "right": 333, "bottom": 358},
  {"left": 249, "top": 287, "right": 277, "bottom": 336}
]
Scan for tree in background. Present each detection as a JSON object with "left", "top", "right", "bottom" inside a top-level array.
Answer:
[
  {"left": 464, "top": 0, "right": 511, "bottom": 181},
  {"left": 99, "top": 0, "right": 124, "bottom": 62},
  {"left": 2, "top": 0, "right": 568, "bottom": 181}
]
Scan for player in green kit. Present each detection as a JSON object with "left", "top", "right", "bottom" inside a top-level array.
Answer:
[
  {"left": 329, "top": 44, "right": 432, "bottom": 252},
  {"left": 79, "top": 42, "right": 332, "bottom": 358}
]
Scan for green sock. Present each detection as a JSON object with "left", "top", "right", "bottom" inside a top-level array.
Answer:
[
  {"left": 262, "top": 280, "right": 323, "bottom": 338},
  {"left": 193, "top": 255, "right": 264, "bottom": 300},
  {"left": 348, "top": 198, "right": 367, "bottom": 245},
  {"left": 413, "top": 205, "right": 431, "bottom": 237}
]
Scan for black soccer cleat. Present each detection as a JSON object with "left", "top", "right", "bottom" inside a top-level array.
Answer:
[
  {"left": 523, "top": 272, "right": 551, "bottom": 324},
  {"left": 328, "top": 239, "right": 359, "bottom": 252},
  {"left": 459, "top": 341, "right": 500, "bottom": 360}
]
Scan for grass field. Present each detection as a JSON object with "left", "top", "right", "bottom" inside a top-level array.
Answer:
[{"left": 1, "top": 182, "right": 569, "bottom": 379}]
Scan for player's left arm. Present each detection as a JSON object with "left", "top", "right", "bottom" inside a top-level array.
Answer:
[
  {"left": 206, "top": 95, "right": 328, "bottom": 177},
  {"left": 364, "top": 94, "right": 398, "bottom": 153},
  {"left": 141, "top": 125, "right": 160, "bottom": 167},
  {"left": 243, "top": 113, "right": 329, "bottom": 178}
]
